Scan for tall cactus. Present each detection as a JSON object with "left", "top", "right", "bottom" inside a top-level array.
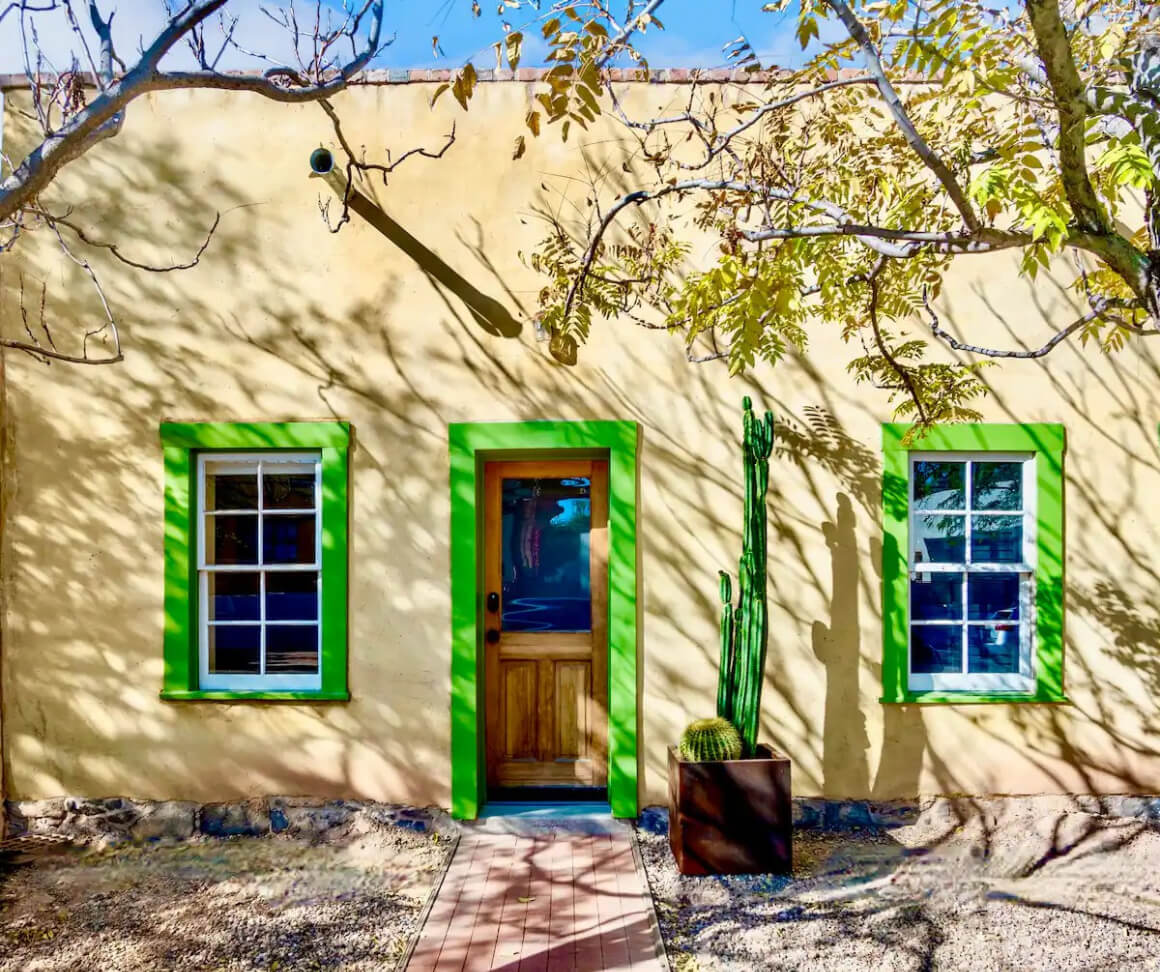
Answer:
[{"left": 716, "top": 396, "right": 774, "bottom": 756}]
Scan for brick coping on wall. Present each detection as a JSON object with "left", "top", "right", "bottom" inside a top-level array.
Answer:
[{"left": 0, "top": 66, "right": 874, "bottom": 92}]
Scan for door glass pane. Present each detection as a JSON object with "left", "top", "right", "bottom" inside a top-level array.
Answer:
[
  {"left": 971, "top": 515, "right": 1022, "bottom": 563},
  {"left": 501, "top": 476, "right": 591, "bottom": 632},
  {"left": 911, "top": 625, "right": 962, "bottom": 673},
  {"left": 913, "top": 461, "right": 965, "bottom": 511},
  {"left": 209, "top": 572, "right": 260, "bottom": 621},
  {"left": 972, "top": 461, "right": 1022, "bottom": 511}
]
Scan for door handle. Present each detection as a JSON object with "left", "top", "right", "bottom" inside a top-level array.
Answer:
[
  {"left": 487, "top": 591, "right": 499, "bottom": 613},
  {"left": 486, "top": 628, "right": 500, "bottom": 645}
]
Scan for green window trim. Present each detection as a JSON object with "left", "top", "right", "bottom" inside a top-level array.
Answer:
[
  {"left": 160, "top": 422, "right": 351, "bottom": 702},
  {"left": 881, "top": 422, "right": 1067, "bottom": 705},
  {"left": 448, "top": 420, "right": 640, "bottom": 820}
]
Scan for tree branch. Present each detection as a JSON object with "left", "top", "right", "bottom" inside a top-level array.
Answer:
[
  {"left": 824, "top": 0, "right": 980, "bottom": 232},
  {"left": 1024, "top": 0, "right": 1110, "bottom": 235},
  {"left": 0, "top": 0, "right": 384, "bottom": 224}
]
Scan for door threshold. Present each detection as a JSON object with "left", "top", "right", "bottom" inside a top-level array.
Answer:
[{"left": 472, "top": 800, "right": 625, "bottom": 835}]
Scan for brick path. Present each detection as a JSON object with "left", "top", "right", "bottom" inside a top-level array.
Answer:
[{"left": 407, "top": 831, "right": 664, "bottom": 971}]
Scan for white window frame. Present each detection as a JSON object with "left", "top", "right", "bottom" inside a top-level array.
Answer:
[
  {"left": 197, "top": 452, "right": 323, "bottom": 692},
  {"left": 907, "top": 451, "right": 1037, "bottom": 694}
]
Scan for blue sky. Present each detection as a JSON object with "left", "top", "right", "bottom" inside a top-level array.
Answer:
[{"left": 0, "top": 1, "right": 817, "bottom": 75}]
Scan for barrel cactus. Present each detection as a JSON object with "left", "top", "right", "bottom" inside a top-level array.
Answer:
[
  {"left": 716, "top": 397, "right": 774, "bottom": 757},
  {"left": 679, "top": 717, "right": 743, "bottom": 762}
]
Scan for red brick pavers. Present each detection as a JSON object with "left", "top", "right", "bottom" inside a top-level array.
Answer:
[{"left": 408, "top": 830, "right": 662, "bottom": 972}]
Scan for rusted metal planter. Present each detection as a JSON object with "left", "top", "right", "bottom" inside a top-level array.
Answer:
[{"left": 667, "top": 744, "right": 792, "bottom": 875}]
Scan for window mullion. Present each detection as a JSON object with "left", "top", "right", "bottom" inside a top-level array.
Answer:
[{"left": 963, "top": 460, "right": 972, "bottom": 675}]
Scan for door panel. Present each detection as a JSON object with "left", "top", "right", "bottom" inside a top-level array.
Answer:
[{"left": 484, "top": 459, "right": 608, "bottom": 790}]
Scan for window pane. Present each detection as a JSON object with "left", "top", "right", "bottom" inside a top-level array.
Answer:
[
  {"left": 968, "top": 625, "right": 1021, "bottom": 674},
  {"left": 913, "top": 461, "right": 965, "bottom": 511},
  {"left": 263, "top": 515, "right": 316, "bottom": 565},
  {"left": 266, "top": 572, "right": 319, "bottom": 621},
  {"left": 209, "top": 572, "right": 260, "bottom": 621},
  {"left": 911, "top": 573, "right": 963, "bottom": 621},
  {"left": 208, "top": 515, "right": 258, "bottom": 565},
  {"left": 971, "top": 515, "right": 1023, "bottom": 563},
  {"left": 967, "top": 572, "right": 1020, "bottom": 621},
  {"left": 911, "top": 625, "right": 962, "bottom": 673},
  {"left": 501, "top": 477, "right": 592, "bottom": 632},
  {"left": 263, "top": 472, "right": 315, "bottom": 510},
  {"left": 209, "top": 625, "right": 260, "bottom": 673},
  {"left": 266, "top": 625, "right": 319, "bottom": 673},
  {"left": 206, "top": 471, "right": 258, "bottom": 511},
  {"left": 972, "top": 462, "right": 1023, "bottom": 511},
  {"left": 914, "top": 514, "right": 965, "bottom": 564}
]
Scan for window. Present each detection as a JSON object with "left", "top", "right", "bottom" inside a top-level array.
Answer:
[
  {"left": 881, "top": 423, "right": 1066, "bottom": 704},
  {"left": 160, "top": 422, "right": 350, "bottom": 701},
  {"left": 909, "top": 454, "right": 1035, "bottom": 693},
  {"left": 198, "top": 454, "right": 322, "bottom": 691}
]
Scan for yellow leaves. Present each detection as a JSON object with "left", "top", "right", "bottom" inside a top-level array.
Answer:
[
  {"left": 525, "top": 110, "right": 541, "bottom": 136},
  {"left": 512, "top": 135, "right": 526, "bottom": 160},
  {"left": 505, "top": 31, "right": 523, "bottom": 70}
]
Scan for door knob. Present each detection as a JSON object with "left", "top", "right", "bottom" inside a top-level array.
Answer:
[
  {"left": 486, "top": 628, "right": 500, "bottom": 644},
  {"left": 487, "top": 591, "right": 499, "bottom": 613}
]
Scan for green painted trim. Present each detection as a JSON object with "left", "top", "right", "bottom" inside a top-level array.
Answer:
[
  {"left": 160, "top": 691, "right": 351, "bottom": 702},
  {"left": 160, "top": 422, "right": 350, "bottom": 701},
  {"left": 448, "top": 420, "right": 640, "bottom": 820},
  {"left": 880, "top": 423, "right": 1067, "bottom": 705},
  {"left": 160, "top": 421, "right": 350, "bottom": 449}
]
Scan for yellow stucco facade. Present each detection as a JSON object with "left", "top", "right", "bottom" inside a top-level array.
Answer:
[{"left": 2, "top": 80, "right": 1159, "bottom": 811}]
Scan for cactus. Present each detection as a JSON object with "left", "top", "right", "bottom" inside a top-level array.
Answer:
[
  {"left": 716, "top": 396, "right": 774, "bottom": 757},
  {"left": 679, "top": 717, "right": 743, "bottom": 762}
]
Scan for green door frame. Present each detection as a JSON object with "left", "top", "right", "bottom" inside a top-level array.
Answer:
[{"left": 448, "top": 420, "right": 640, "bottom": 819}]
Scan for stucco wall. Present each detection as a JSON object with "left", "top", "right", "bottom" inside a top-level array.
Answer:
[{"left": 2, "top": 81, "right": 1159, "bottom": 809}]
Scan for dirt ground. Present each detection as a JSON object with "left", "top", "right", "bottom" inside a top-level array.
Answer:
[
  {"left": 0, "top": 818, "right": 451, "bottom": 972},
  {"left": 639, "top": 802, "right": 1160, "bottom": 971}
]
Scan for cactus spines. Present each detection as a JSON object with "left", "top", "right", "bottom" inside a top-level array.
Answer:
[
  {"left": 679, "top": 717, "right": 743, "bottom": 762},
  {"left": 715, "top": 397, "right": 774, "bottom": 757}
]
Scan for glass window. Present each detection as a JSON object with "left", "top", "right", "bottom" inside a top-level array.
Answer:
[
  {"left": 908, "top": 453, "right": 1035, "bottom": 693},
  {"left": 199, "top": 453, "right": 321, "bottom": 692}
]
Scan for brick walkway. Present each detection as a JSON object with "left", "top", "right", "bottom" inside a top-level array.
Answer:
[{"left": 407, "top": 831, "right": 664, "bottom": 971}]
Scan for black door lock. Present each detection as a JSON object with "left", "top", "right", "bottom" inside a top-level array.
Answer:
[{"left": 486, "top": 591, "right": 499, "bottom": 613}]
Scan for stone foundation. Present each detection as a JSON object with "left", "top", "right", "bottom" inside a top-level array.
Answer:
[
  {"left": 3, "top": 796, "right": 455, "bottom": 844},
  {"left": 637, "top": 793, "right": 1160, "bottom": 835},
  {"left": 8, "top": 794, "right": 1160, "bottom": 845}
]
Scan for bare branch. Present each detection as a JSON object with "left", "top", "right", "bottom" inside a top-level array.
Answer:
[
  {"left": 825, "top": 0, "right": 981, "bottom": 232},
  {"left": 594, "top": 0, "right": 666, "bottom": 68},
  {"left": 0, "top": 0, "right": 385, "bottom": 225}
]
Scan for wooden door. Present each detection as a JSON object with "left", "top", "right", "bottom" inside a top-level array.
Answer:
[{"left": 484, "top": 460, "right": 608, "bottom": 789}]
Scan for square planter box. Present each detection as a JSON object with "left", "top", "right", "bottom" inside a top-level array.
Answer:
[{"left": 668, "top": 743, "right": 792, "bottom": 875}]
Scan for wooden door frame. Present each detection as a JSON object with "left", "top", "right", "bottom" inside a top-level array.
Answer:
[{"left": 448, "top": 421, "right": 639, "bottom": 820}]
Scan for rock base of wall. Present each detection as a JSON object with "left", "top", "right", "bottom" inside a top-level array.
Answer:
[
  {"left": 639, "top": 793, "right": 1160, "bottom": 835},
  {"left": 8, "top": 793, "right": 1160, "bottom": 845},
  {"left": 3, "top": 796, "right": 455, "bottom": 844}
]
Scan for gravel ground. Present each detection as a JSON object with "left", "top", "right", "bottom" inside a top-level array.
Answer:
[
  {"left": 638, "top": 803, "right": 1160, "bottom": 971},
  {"left": 0, "top": 815, "right": 452, "bottom": 972}
]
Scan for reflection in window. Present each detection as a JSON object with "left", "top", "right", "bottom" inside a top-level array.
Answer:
[
  {"left": 908, "top": 454, "right": 1033, "bottom": 688},
  {"left": 501, "top": 477, "right": 591, "bottom": 632}
]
